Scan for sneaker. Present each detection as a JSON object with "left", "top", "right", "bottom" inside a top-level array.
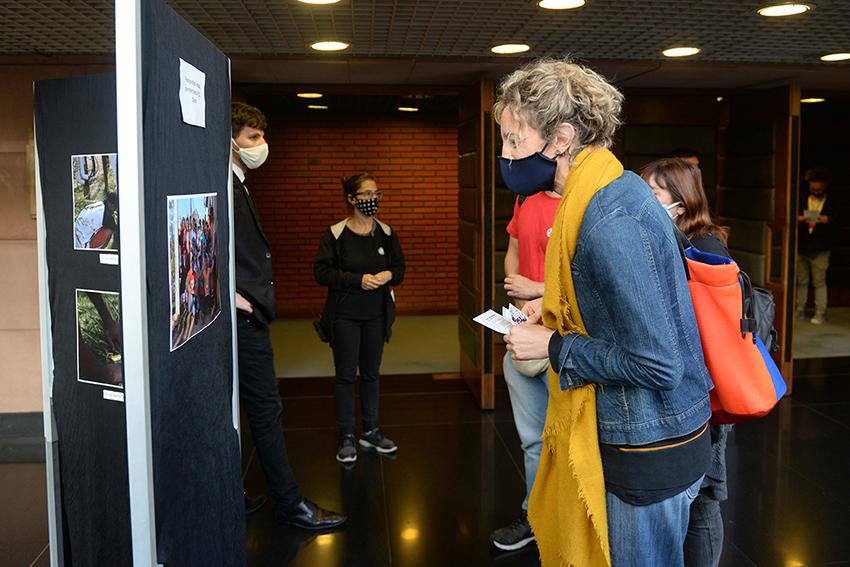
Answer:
[
  {"left": 336, "top": 434, "right": 357, "bottom": 463},
  {"left": 810, "top": 313, "right": 826, "bottom": 325},
  {"left": 359, "top": 428, "right": 398, "bottom": 454},
  {"left": 490, "top": 511, "right": 535, "bottom": 551}
]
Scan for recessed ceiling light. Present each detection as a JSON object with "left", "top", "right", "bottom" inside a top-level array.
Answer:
[
  {"left": 298, "top": 0, "right": 341, "bottom": 4},
  {"left": 538, "top": 0, "right": 585, "bottom": 9},
  {"left": 662, "top": 46, "right": 701, "bottom": 58},
  {"left": 757, "top": 2, "right": 812, "bottom": 17},
  {"left": 310, "top": 40, "right": 349, "bottom": 52},
  {"left": 398, "top": 107, "right": 419, "bottom": 112},
  {"left": 307, "top": 104, "right": 329, "bottom": 109},
  {"left": 800, "top": 97, "right": 825, "bottom": 103},
  {"left": 820, "top": 52, "right": 850, "bottom": 62},
  {"left": 491, "top": 43, "right": 531, "bottom": 55},
  {"left": 297, "top": 92, "right": 323, "bottom": 99}
]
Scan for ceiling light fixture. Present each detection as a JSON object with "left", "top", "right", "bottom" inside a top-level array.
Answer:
[
  {"left": 307, "top": 104, "right": 329, "bottom": 109},
  {"left": 820, "top": 52, "right": 850, "bottom": 62},
  {"left": 298, "top": 0, "right": 341, "bottom": 4},
  {"left": 538, "top": 0, "right": 585, "bottom": 9},
  {"left": 716, "top": 96, "right": 724, "bottom": 102},
  {"left": 662, "top": 46, "right": 701, "bottom": 58},
  {"left": 491, "top": 43, "right": 531, "bottom": 55},
  {"left": 398, "top": 107, "right": 419, "bottom": 112},
  {"left": 310, "top": 40, "right": 349, "bottom": 52},
  {"left": 800, "top": 97, "right": 825, "bottom": 103},
  {"left": 297, "top": 92, "right": 323, "bottom": 99},
  {"left": 756, "top": 2, "right": 813, "bottom": 17}
]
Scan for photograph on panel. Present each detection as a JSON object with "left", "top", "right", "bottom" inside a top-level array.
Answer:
[
  {"left": 168, "top": 193, "right": 221, "bottom": 351},
  {"left": 71, "top": 153, "right": 119, "bottom": 251},
  {"left": 76, "top": 289, "right": 123, "bottom": 388}
]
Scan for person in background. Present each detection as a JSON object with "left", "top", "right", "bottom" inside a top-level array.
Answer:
[
  {"left": 490, "top": 189, "right": 561, "bottom": 552},
  {"left": 231, "top": 102, "right": 345, "bottom": 529},
  {"left": 641, "top": 157, "right": 731, "bottom": 567},
  {"left": 500, "top": 59, "right": 712, "bottom": 567},
  {"left": 315, "top": 173, "right": 405, "bottom": 465},
  {"left": 797, "top": 167, "right": 837, "bottom": 325}
]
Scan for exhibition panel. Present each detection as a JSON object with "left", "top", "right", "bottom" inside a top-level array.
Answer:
[
  {"left": 35, "top": 71, "right": 132, "bottom": 566},
  {"left": 139, "top": 0, "right": 244, "bottom": 563}
]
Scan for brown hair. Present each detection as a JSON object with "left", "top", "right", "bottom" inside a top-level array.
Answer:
[
  {"left": 341, "top": 173, "right": 377, "bottom": 208},
  {"left": 231, "top": 102, "right": 267, "bottom": 138},
  {"left": 640, "top": 158, "right": 729, "bottom": 245}
]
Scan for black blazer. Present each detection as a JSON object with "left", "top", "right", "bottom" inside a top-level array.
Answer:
[
  {"left": 798, "top": 192, "right": 840, "bottom": 254},
  {"left": 233, "top": 173, "right": 276, "bottom": 325}
]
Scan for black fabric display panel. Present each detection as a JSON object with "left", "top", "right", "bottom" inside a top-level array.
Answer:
[
  {"left": 142, "top": 0, "right": 245, "bottom": 565},
  {"left": 35, "top": 73, "right": 132, "bottom": 566}
]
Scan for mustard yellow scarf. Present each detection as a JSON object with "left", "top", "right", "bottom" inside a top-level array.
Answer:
[{"left": 528, "top": 147, "right": 623, "bottom": 567}]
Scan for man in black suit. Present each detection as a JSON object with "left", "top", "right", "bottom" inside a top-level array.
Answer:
[{"left": 232, "top": 102, "right": 345, "bottom": 529}]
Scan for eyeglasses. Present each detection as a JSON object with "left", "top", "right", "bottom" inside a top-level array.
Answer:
[{"left": 355, "top": 190, "right": 383, "bottom": 199}]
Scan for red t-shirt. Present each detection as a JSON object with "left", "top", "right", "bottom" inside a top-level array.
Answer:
[{"left": 506, "top": 192, "right": 562, "bottom": 282}]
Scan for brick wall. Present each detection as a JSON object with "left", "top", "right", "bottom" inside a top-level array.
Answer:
[{"left": 247, "top": 113, "right": 459, "bottom": 318}]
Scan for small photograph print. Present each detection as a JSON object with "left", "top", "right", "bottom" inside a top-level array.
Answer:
[
  {"left": 71, "top": 153, "right": 119, "bottom": 251},
  {"left": 168, "top": 193, "right": 221, "bottom": 351},
  {"left": 76, "top": 289, "right": 123, "bottom": 388}
]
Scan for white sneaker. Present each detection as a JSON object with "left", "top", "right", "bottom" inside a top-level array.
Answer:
[{"left": 810, "top": 314, "right": 825, "bottom": 325}]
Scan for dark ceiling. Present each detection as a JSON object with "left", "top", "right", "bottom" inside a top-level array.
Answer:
[{"left": 2, "top": 0, "right": 849, "bottom": 89}]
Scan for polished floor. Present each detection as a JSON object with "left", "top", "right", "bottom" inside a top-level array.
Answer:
[
  {"left": 793, "top": 306, "right": 850, "bottom": 359},
  {"left": 3, "top": 357, "right": 850, "bottom": 566},
  {"left": 272, "top": 316, "right": 460, "bottom": 378}
]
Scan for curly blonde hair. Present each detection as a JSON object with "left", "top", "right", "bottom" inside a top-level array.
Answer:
[{"left": 494, "top": 59, "right": 623, "bottom": 155}]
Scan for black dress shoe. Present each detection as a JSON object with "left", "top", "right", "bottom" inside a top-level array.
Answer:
[
  {"left": 245, "top": 494, "right": 267, "bottom": 515},
  {"left": 278, "top": 499, "right": 346, "bottom": 530}
]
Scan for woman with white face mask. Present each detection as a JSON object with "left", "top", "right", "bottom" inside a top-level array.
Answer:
[
  {"left": 314, "top": 173, "right": 406, "bottom": 465},
  {"left": 641, "top": 157, "right": 731, "bottom": 567},
  {"left": 641, "top": 158, "right": 730, "bottom": 257}
]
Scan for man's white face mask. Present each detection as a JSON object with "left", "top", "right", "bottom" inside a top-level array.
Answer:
[{"left": 232, "top": 140, "right": 269, "bottom": 170}]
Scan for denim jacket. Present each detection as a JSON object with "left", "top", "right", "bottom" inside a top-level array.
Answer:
[{"left": 550, "top": 171, "right": 712, "bottom": 446}]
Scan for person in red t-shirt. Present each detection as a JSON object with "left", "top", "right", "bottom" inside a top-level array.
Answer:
[{"left": 491, "top": 190, "right": 561, "bottom": 552}]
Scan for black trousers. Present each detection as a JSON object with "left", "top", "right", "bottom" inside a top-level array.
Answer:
[
  {"left": 237, "top": 313, "right": 302, "bottom": 511},
  {"left": 331, "top": 316, "right": 385, "bottom": 435}
]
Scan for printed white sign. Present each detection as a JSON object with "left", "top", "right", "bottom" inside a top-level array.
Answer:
[
  {"left": 103, "top": 389, "right": 125, "bottom": 402},
  {"left": 100, "top": 253, "right": 119, "bottom": 266},
  {"left": 179, "top": 58, "right": 206, "bottom": 128}
]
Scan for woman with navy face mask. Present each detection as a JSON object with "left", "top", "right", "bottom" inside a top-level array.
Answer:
[
  {"left": 314, "top": 173, "right": 405, "bottom": 464},
  {"left": 500, "top": 59, "right": 712, "bottom": 567}
]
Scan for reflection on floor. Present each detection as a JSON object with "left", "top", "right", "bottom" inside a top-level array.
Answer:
[
  {"left": 271, "top": 316, "right": 459, "bottom": 378},
  {"left": 793, "top": 306, "right": 850, "bottom": 359},
  {"left": 5, "top": 357, "right": 850, "bottom": 566}
]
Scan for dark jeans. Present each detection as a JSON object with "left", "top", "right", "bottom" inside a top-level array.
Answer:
[
  {"left": 684, "top": 494, "right": 724, "bottom": 567},
  {"left": 331, "top": 316, "right": 385, "bottom": 435},
  {"left": 237, "top": 313, "right": 302, "bottom": 511}
]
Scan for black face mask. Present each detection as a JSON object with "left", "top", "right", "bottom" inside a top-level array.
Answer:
[
  {"left": 354, "top": 197, "right": 379, "bottom": 216},
  {"left": 497, "top": 143, "right": 558, "bottom": 196}
]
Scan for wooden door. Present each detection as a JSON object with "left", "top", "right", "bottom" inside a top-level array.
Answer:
[
  {"left": 457, "top": 80, "right": 496, "bottom": 409},
  {"left": 719, "top": 86, "right": 801, "bottom": 392}
]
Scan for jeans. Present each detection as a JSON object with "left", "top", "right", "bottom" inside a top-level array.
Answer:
[
  {"left": 331, "top": 316, "right": 385, "bottom": 435},
  {"left": 797, "top": 251, "right": 830, "bottom": 315},
  {"left": 502, "top": 353, "right": 548, "bottom": 511},
  {"left": 237, "top": 313, "right": 303, "bottom": 511},
  {"left": 606, "top": 475, "right": 703, "bottom": 567},
  {"left": 684, "top": 494, "right": 724, "bottom": 567}
]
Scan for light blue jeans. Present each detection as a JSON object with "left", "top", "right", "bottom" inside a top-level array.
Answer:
[
  {"left": 502, "top": 353, "right": 549, "bottom": 511},
  {"left": 607, "top": 475, "right": 704, "bottom": 567}
]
